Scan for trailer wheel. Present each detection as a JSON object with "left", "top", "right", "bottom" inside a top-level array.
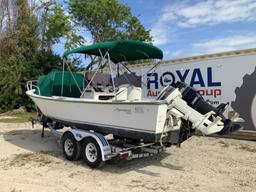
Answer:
[
  {"left": 62, "top": 132, "right": 81, "bottom": 161},
  {"left": 82, "top": 137, "right": 104, "bottom": 168}
]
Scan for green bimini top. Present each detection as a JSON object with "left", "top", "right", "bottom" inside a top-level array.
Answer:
[{"left": 63, "top": 40, "right": 163, "bottom": 63}]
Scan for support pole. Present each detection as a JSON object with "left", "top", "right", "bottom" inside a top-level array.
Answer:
[
  {"left": 107, "top": 53, "right": 116, "bottom": 92},
  {"left": 41, "top": 126, "right": 45, "bottom": 138},
  {"left": 61, "top": 59, "right": 65, "bottom": 96}
]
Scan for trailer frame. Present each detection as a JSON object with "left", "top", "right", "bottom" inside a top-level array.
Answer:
[{"left": 32, "top": 120, "right": 166, "bottom": 168}]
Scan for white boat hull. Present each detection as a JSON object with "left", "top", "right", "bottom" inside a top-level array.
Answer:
[{"left": 26, "top": 90, "right": 168, "bottom": 141}]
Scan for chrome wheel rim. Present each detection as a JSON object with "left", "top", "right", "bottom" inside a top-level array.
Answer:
[
  {"left": 64, "top": 139, "right": 74, "bottom": 156},
  {"left": 85, "top": 143, "right": 97, "bottom": 163}
]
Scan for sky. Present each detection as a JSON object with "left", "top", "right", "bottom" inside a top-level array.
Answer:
[{"left": 54, "top": 0, "right": 256, "bottom": 60}]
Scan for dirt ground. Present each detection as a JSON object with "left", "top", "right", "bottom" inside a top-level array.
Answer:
[{"left": 0, "top": 123, "right": 255, "bottom": 192}]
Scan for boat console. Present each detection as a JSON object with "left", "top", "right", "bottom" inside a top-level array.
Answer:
[
  {"left": 82, "top": 85, "right": 142, "bottom": 101},
  {"left": 82, "top": 88, "right": 115, "bottom": 100}
]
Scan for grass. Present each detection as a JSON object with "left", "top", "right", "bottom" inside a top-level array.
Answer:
[
  {"left": 218, "top": 140, "right": 230, "bottom": 148},
  {"left": 9, "top": 152, "right": 53, "bottom": 167},
  {"left": 0, "top": 111, "right": 36, "bottom": 123},
  {"left": 239, "top": 145, "right": 256, "bottom": 153}
]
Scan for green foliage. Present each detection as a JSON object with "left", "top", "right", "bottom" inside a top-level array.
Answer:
[
  {"left": 0, "top": 0, "right": 37, "bottom": 112},
  {"left": 0, "top": 0, "right": 152, "bottom": 113},
  {"left": 69, "top": 0, "right": 152, "bottom": 43},
  {"left": 15, "top": 0, "right": 40, "bottom": 56},
  {"left": 0, "top": 54, "right": 26, "bottom": 112},
  {"left": 65, "top": 32, "right": 85, "bottom": 50},
  {"left": 0, "top": 51, "right": 62, "bottom": 112},
  {"left": 0, "top": 111, "right": 36, "bottom": 123},
  {"left": 124, "top": 16, "right": 152, "bottom": 42},
  {"left": 0, "top": 0, "right": 62, "bottom": 113},
  {"left": 45, "top": 5, "right": 71, "bottom": 44},
  {"left": 41, "top": 2, "right": 85, "bottom": 51}
]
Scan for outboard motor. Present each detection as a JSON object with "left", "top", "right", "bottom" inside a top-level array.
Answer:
[
  {"left": 172, "top": 81, "right": 242, "bottom": 134},
  {"left": 157, "top": 85, "right": 225, "bottom": 135}
]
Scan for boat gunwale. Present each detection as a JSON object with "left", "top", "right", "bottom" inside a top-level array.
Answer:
[{"left": 26, "top": 89, "right": 167, "bottom": 105}]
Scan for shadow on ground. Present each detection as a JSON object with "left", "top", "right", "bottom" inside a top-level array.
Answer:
[{"left": 3, "top": 128, "right": 183, "bottom": 175}]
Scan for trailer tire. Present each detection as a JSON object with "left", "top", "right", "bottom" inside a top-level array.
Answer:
[
  {"left": 82, "top": 137, "right": 104, "bottom": 168},
  {"left": 62, "top": 132, "right": 81, "bottom": 161}
]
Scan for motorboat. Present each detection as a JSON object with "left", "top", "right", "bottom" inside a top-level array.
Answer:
[{"left": 26, "top": 40, "right": 241, "bottom": 145}]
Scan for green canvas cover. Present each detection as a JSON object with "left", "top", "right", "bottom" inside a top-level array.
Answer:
[
  {"left": 36, "top": 71, "right": 83, "bottom": 98},
  {"left": 63, "top": 40, "right": 163, "bottom": 63}
]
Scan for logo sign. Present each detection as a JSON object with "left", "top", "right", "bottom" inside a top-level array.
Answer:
[{"left": 146, "top": 67, "right": 222, "bottom": 98}]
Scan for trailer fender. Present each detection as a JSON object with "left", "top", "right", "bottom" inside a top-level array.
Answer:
[{"left": 64, "top": 129, "right": 112, "bottom": 161}]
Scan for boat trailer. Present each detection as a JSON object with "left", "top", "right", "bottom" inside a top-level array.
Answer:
[
  {"left": 31, "top": 120, "right": 166, "bottom": 168},
  {"left": 30, "top": 81, "right": 242, "bottom": 168}
]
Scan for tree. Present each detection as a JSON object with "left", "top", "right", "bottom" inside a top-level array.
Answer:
[
  {"left": 0, "top": 0, "right": 152, "bottom": 112},
  {"left": 15, "top": 0, "right": 40, "bottom": 55},
  {"left": 0, "top": 0, "right": 16, "bottom": 57},
  {"left": 39, "top": 1, "right": 85, "bottom": 52},
  {"left": 69, "top": 0, "right": 152, "bottom": 68},
  {"left": 0, "top": 0, "right": 63, "bottom": 112},
  {"left": 69, "top": 0, "right": 152, "bottom": 43},
  {"left": 0, "top": 0, "right": 39, "bottom": 111}
]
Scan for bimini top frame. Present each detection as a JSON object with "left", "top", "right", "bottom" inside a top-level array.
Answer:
[{"left": 62, "top": 40, "right": 164, "bottom": 98}]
